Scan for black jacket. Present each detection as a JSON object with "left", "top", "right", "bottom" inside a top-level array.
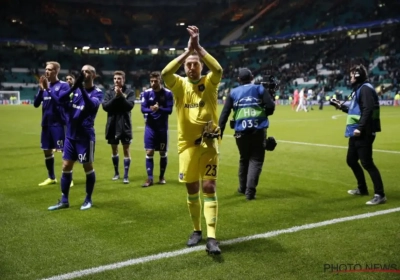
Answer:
[
  {"left": 341, "top": 81, "right": 381, "bottom": 136},
  {"left": 102, "top": 86, "right": 135, "bottom": 140}
]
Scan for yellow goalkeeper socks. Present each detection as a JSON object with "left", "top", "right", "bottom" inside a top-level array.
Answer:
[
  {"left": 187, "top": 192, "right": 201, "bottom": 231},
  {"left": 204, "top": 192, "right": 218, "bottom": 238}
]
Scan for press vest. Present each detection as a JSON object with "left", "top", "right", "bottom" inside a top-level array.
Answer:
[
  {"left": 230, "top": 84, "right": 269, "bottom": 132},
  {"left": 345, "top": 83, "right": 380, "bottom": 137}
]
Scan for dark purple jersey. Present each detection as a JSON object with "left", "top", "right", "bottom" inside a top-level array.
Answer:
[
  {"left": 33, "top": 80, "right": 70, "bottom": 126},
  {"left": 64, "top": 86, "right": 103, "bottom": 141},
  {"left": 140, "top": 88, "right": 173, "bottom": 131}
]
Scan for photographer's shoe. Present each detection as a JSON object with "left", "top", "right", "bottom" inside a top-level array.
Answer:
[
  {"left": 366, "top": 195, "right": 386, "bottom": 205},
  {"left": 348, "top": 189, "right": 369, "bottom": 196},
  {"left": 246, "top": 189, "right": 256, "bottom": 200},
  {"left": 237, "top": 187, "right": 245, "bottom": 195}
]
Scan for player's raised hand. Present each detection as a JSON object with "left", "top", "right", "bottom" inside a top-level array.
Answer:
[
  {"left": 39, "top": 76, "right": 45, "bottom": 90},
  {"left": 42, "top": 76, "right": 49, "bottom": 90},
  {"left": 71, "top": 71, "right": 84, "bottom": 90},
  {"left": 77, "top": 71, "right": 85, "bottom": 84},
  {"left": 187, "top": 26, "right": 200, "bottom": 49}
]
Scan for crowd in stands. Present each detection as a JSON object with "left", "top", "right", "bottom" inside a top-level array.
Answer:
[{"left": 1, "top": 0, "right": 399, "bottom": 101}]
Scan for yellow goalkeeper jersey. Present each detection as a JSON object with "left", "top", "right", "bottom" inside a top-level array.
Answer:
[{"left": 166, "top": 72, "right": 220, "bottom": 153}]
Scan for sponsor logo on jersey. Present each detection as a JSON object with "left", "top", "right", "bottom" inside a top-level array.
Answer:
[
  {"left": 72, "top": 104, "right": 85, "bottom": 110},
  {"left": 184, "top": 100, "right": 205, "bottom": 108}
]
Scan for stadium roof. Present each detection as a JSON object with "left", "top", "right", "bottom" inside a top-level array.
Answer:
[{"left": 54, "top": 0, "right": 248, "bottom": 6}]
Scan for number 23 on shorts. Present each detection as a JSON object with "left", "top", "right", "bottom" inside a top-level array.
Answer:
[{"left": 205, "top": 164, "right": 217, "bottom": 177}]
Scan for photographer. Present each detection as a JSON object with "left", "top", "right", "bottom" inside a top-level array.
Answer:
[
  {"left": 219, "top": 68, "right": 276, "bottom": 200},
  {"left": 330, "top": 64, "right": 386, "bottom": 205}
]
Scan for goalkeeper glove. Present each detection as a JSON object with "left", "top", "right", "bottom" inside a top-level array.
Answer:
[{"left": 202, "top": 121, "right": 221, "bottom": 139}]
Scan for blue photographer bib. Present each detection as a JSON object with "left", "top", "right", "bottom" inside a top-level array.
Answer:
[
  {"left": 345, "top": 83, "right": 380, "bottom": 137},
  {"left": 230, "top": 84, "right": 269, "bottom": 132}
]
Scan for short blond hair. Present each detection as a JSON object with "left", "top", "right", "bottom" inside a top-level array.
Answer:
[{"left": 46, "top": 61, "right": 61, "bottom": 73}]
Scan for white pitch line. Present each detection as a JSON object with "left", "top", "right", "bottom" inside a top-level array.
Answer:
[
  {"left": 277, "top": 140, "right": 400, "bottom": 154},
  {"left": 331, "top": 114, "right": 346, "bottom": 119},
  {"left": 136, "top": 127, "right": 400, "bottom": 155},
  {"left": 42, "top": 207, "right": 400, "bottom": 280}
]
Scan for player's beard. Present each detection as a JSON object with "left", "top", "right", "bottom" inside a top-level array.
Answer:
[{"left": 188, "top": 71, "right": 200, "bottom": 81}]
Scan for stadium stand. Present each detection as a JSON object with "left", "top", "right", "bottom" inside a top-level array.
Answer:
[{"left": 0, "top": 0, "right": 399, "bottom": 103}]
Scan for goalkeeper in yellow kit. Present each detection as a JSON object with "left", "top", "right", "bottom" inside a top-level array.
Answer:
[{"left": 161, "top": 26, "right": 223, "bottom": 255}]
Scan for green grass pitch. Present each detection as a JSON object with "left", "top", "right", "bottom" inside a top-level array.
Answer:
[{"left": 0, "top": 104, "right": 399, "bottom": 280}]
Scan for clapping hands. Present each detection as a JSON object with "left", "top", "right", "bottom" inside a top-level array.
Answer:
[
  {"left": 71, "top": 71, "right": 85, "bottom": 90},
  {"left": 150, "top": 102, "right": 159, "bottom": 112},
  {"left": 39, "top": 76, "right": 49, "bottom": 90},
  {"left": 115, "top": 86, "right": 123, "bottom": 96},
  {"left": 76, "top": 71, "right": 85, "bottom": 84},
  {"left": 187, "top": 25, "right": 200, "bottom": 51}
]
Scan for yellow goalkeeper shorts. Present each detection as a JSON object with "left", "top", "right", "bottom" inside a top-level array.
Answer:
[{"left": 178, "top": 140, "right": 219, "bottom": 183}]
